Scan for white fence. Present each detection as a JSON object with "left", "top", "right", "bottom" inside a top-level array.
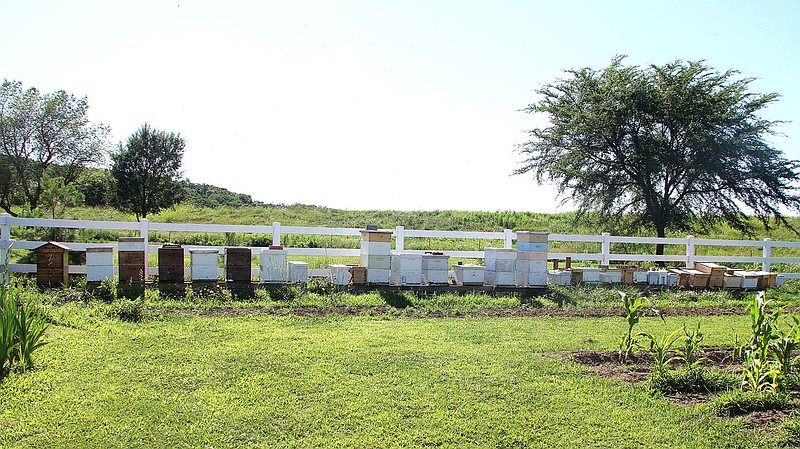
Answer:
[{"left": 2, "top": 213, "right": 800, "bottom": 279}]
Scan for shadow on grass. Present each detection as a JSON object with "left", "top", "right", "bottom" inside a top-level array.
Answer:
[{"left": 379, "top": 291, "right": 414, "bottom": 309}]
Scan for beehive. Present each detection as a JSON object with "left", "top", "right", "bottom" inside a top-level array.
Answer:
[
  {"left": 454, "top": 264, "right": 484, "bottom": 285},
  {"left": 260, "top": 248, "right": 288, "bottom": 283},
  {"left": 35, "top": 242, "right": 69, "bottom": 286},
  {"left": 547, "top": 270, "right": 571, "bottom": 286},
  {"left": 421, "top": 253, "right": 449, "bottom": 285},
  {"left": 360, "top": 230, "right": 392, "bottom": 284},
  {"left": 390, "top": 252, "right": 422, "bottom": 286},
  {"left": 158, "top": 243, "right": 184, "bottom": 283},
  {"left": 732, "top": 271, "right": 759, "bottom": 289},
  {"left": 329, "top": 264, "right": 350, "bottom": 285},
  {"left": 484, "top": 248, "right": 517, "bottom": 287},
  {"left": 225, "top": 247, "right": 252, "bottom": 283},
  {"left": 349, "top": 266, "right": 367, "bottom": 285},
  {"left": 694, "top": 262, "right": 726, "bottom": 288},
  {"left": 599, "top": 269, "right": 622, "bottom": 284},
  {"left": 118, "top": 237, "right": 145, "bottom": 283},
  {"left": 289, "top": 261, "right": 308, "bottom": 283},
  {"left": 86, "top": 246, "right": 114, "bottom": 283},
  {"left": 190, "top": 249, "right": 219, "bottom": 282}
]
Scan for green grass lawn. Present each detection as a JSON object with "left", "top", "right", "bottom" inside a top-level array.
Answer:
[{"left": 1, "top": 312, "right": 791, "bottom": 448}]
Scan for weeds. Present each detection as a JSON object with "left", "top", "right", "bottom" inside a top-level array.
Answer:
[{"left": 710, "top": 389, "right": 792, "bottom": 417}]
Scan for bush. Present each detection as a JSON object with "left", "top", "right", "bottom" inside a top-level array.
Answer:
[
  {"left": 107, "top": 297, "right": 145, "bottom": 323},
  {"left": 649, "top": 368, "right": 738, "bottom": 395},
  {"left": 710, "top": 389, "right": 793, "bottom": 417},
  {"left": 1, "top": 281, "right": 50, "bottom": 374}
]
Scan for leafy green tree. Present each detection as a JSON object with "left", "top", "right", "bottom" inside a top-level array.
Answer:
[
  {"left": 0, "top": 80, "right": 108, "bottom": 216},
  {"left": 76, "top": 168, "right": 115, "bottom": 207},
  {"left": 111, "top": 124, "right": 185, "bottom": 220},
  {"left": 517, "top": 57, "right": 800, "bottom": 254},
  {"left": 34, "top": 174, "right": 84, "bottom": 219}
]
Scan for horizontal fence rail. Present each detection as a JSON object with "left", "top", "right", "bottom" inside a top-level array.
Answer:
[{"left": 1, "top": 213, "right": 798, "bottom": 279}]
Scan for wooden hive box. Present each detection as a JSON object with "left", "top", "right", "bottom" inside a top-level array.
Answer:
[
  {"left": 360, "top": 230, "right": 392, "bottom": 243},
  {"left": 225, "top": 247, "right": 252, "bottom": 283},
  {"left": 158, "top": 244, "right": 185, "bottom": 283},
  {"left": 667, "top": 268, "right": 690, "bottom": 288},
  {"left": 118, "top": 237, "right": 146, "bottom": 284},
  {"left": 35, "top": 242, "right": 70, "bottom": 286},
  {"left": 694, "top": 262, "right": 727, "bottom": 288},
  {"left": 349, "top": 265, "right": 367, "bottom": 285},
  {"left": 683, "top": 268, "right": 710, "bottom": 288}
]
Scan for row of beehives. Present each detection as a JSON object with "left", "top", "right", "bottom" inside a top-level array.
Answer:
[{"left": 543, "top": 262, "right": 785, "bottom": 289}]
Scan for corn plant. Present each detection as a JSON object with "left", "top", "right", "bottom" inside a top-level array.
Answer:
[
  {"left": 676, "top": 322, "right": 709, "bottom": 370},
  {"left": 770, "top": 315, "right": 800, "bottom": 384},
  {"left": 640, "top": 328, "right": 681, "bottom": 372},
  {"left": 736, "top": 292, "right": 787, "bottom": 392},
  {"left": 618, "top": 291, "right": 650, "bottom": 362}
]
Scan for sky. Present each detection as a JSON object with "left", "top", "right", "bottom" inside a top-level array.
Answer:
[{"left": 2, "top": 0, "right": 799, "bottom": 212}]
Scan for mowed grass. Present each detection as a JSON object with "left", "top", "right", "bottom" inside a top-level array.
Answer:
[{"left": 0, "top": 313, "right": 782, "bottom": 448}]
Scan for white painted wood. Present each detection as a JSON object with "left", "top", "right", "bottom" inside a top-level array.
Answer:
[
  {"left": 329, "top": 264, "right": 349, "bottom": 285},
  {"left": 367, "top": 268, "right": 390, "bottom": 284},
  {"left": 289, "top": 261, "right": 309, "bottom": 283},
  {"left": 454, "top": 265, "right": 484, "bottom": 285}
]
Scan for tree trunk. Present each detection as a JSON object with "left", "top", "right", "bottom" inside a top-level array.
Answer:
[{"left": 655, "top": 223, "right": 666, "bottom": 265}]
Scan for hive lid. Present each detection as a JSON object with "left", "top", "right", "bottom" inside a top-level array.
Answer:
[
  {"left": 86, "top": 246, "right": 114, "bottom": 253},
  {"left": 189, "top": 249, "right": 220, "bottom": 254},
  {"left": 161, "top": 243, "right": 182, "bottom": 249},
  {"left": 118, "top": 237, "right": 144, "bottom": 243},
  {"left": 35, "top": 241, "right": 70, "bottom": 251}
]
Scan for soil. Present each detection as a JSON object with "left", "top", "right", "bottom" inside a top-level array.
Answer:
[
  {"left": 152, "top": 304, "right": 753, "bottom": 319},
  {"left": 568, "top": 348, "right": 799, "bottom": 432}
]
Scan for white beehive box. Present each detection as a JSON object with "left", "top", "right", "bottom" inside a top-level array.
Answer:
[
  {"left": 360, "top": 254, "right": 391, "bottom": 269},
  {"left": 485, "top": 270, "right": 516, "bottom": 287},
  {"left": 547, "top": 270, "right": 571, "bottom": 286},
  {"left": 260, "top": 248, "right": 289, "bottom": 283},
  {"left": 118, "top": 237, "right": 145, "bottom": 252},
  {"left": 515, "top": 260, "right": 548, "bottom": 273},
  {"left": 518, "top": 271, "right": 547, "bottom": 287},
  {"left": 390, "top": 252, "right": 423, "bottom": 271},
  {"left": 733, "top": 271, "right": 759, "bottom": 289},
  {"left": 289, "top": 261, "right": 309, "bottom": 283},
  {"left": 86, "top": 247, "right": 114, "bottom": 283},
  {"left": 329, "top": 264, "right": 350, "bottom": 285},
  {"left": 599, "top": 271, "right": 622, "bottom": 284},
  {"left": 775, "top": 275, "right": 786, "bottom": 288},
  {"left": 367, "top": 268, "right": 390, "bottom": 284},
  {"left": 360, "top": 241, "right": 391, "bottom": 256},
  {"left": 454, "top": 264, "right": 484, "bottom": 285},
  {"left": 633, "top": 271, "right": 649, "bottom": 284},
  {"left": 421, "top": 253, "right": 449, "bottom": 285},
  {"left": 190, "top": 249, "right": 219, "bottom": 281},
  {"left": 723, "top": 274, "right": 743, "bottom": 289},
  {"left": 484, "top": 248, "right": 517, "bottom": 272},
  {"left": 581, "top": 268, "right": 601, "bottom": 284}
]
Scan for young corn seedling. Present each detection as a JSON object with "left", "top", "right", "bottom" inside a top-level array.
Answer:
[
  {"left": 618, "top": 291, "right": 651, "bottom": 363},
  {"left": 640, "top": 328, "right": 681, "bottom": 373},
  {"left": 676, "top": 322, "right": 709, "bottom": 370}
]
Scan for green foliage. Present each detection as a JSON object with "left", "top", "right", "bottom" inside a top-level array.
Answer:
[
  {"left": 0, "top": 79, "right": 108, "bottom": 216},
  {"left": 649, "top": 368, "right": 738, "bottom": 395},
  {"left": 710, "top": 389, "right": 793, "bottom": 417},
  {"left": 675, "top": 322, "right": 709, "bottom": 369},
  {"left": 182, "top": 182, "right": 255, "bottom": 208},
  {"left": 92, "top": 277, "right": 117, "bottom": 303},
  {"left": 111, "top": 123, "right": 185, "bottom": 220},
  {"left": 1, "top": 280, "right": 49, "bottom": 374},
  {"left": 640, "top": 328, "right": 681, "bottom": 372},
  {"left": 106, "top": 297, "right": 145, "bottom": 323},
  {"left": 617, "top": 291, "right": 649, "bottom": 362},
  {"left": 517, "top": 57, "right": 800, "bottom": 251},
  {"left": 75, "top": 168, "right": 115, "bottom": 207}
]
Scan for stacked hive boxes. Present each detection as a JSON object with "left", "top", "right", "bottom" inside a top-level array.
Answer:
[
  {"left": 118, "top": 237, "right": 145, "bottom": 283},
  {"left": 260, "top": 247, "right": 289, "bottom": 283},
  {"left": 422, "top": 252, "right": 449, "bottom": 285},
  {"left": 158, "top": 243, "right": 184, "bottom": 283},
  {"left": 225, "top": 247, "right": 252, "bottom": 283},
  {"left": 390, "top": 252, "right": 422, "bottom": 286},
  {"left": 515, "top": 231, "right": 549, "bottom": 287},
  {"left": 190, "top": 249, "right": 219, "bottom": 282},
  {"left": 695, "top": 262, "right": 726, "bottom": 288},
  {"left": 86, "top": 246, "right": 114, "bottom": 283},
  {"left": 360, "top": 230, "right": 392, "bottom": 284},
  {"left": 484, "top": 248, "right": 517, "bottom": 287}
]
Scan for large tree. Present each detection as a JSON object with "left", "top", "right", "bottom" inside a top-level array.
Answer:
[
  {"left": 0, "top": 80, "right": 108, "bottom": 215},
  {"left": 517, "top": 57, "right": 800, "bottom": 254},
  {"left": 111, "top": 124, "right": 185, "bottom": 220}
]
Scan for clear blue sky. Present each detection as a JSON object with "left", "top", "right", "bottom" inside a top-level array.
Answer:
[{"left": 2, "top": 0, "right": 798, "bottom": 212}]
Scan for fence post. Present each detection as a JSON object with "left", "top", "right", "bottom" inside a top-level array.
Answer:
[
  {"left": 504, "top": 229, "right": 513, "bottom": 249},
  {"left": 272, "top": 222, "right": 281, "bottom": 247},
  {"left": 140, "top": 218, "right": 150, "bottom": 277},
  {"left": 395, "top": 226, "right": 404, "bottom": 251},
  {"left": 686, "top": 235, "right": 695, "bottom": 268},
  {"left": 1, "top": 213, "right": 10, "bottom": 279},
  {"left": 601, "top": 232, "right": 611, "bottom": 266},
  {"left": 763, "top": 238, "right": 772, "bottom": 272}
]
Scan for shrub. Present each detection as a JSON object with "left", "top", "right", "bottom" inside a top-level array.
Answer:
[
  {"left": 710, "top": 389, "right": 793, "bottom": 417},
  {"left": 649, "top": 368, "right": 737, "bottom": 395},
  {"left": 1, "top": 280, "right": 50, "bottom": 374},
  {"left": 107, "top": 297, "right": 145, "bottom": 323}
]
